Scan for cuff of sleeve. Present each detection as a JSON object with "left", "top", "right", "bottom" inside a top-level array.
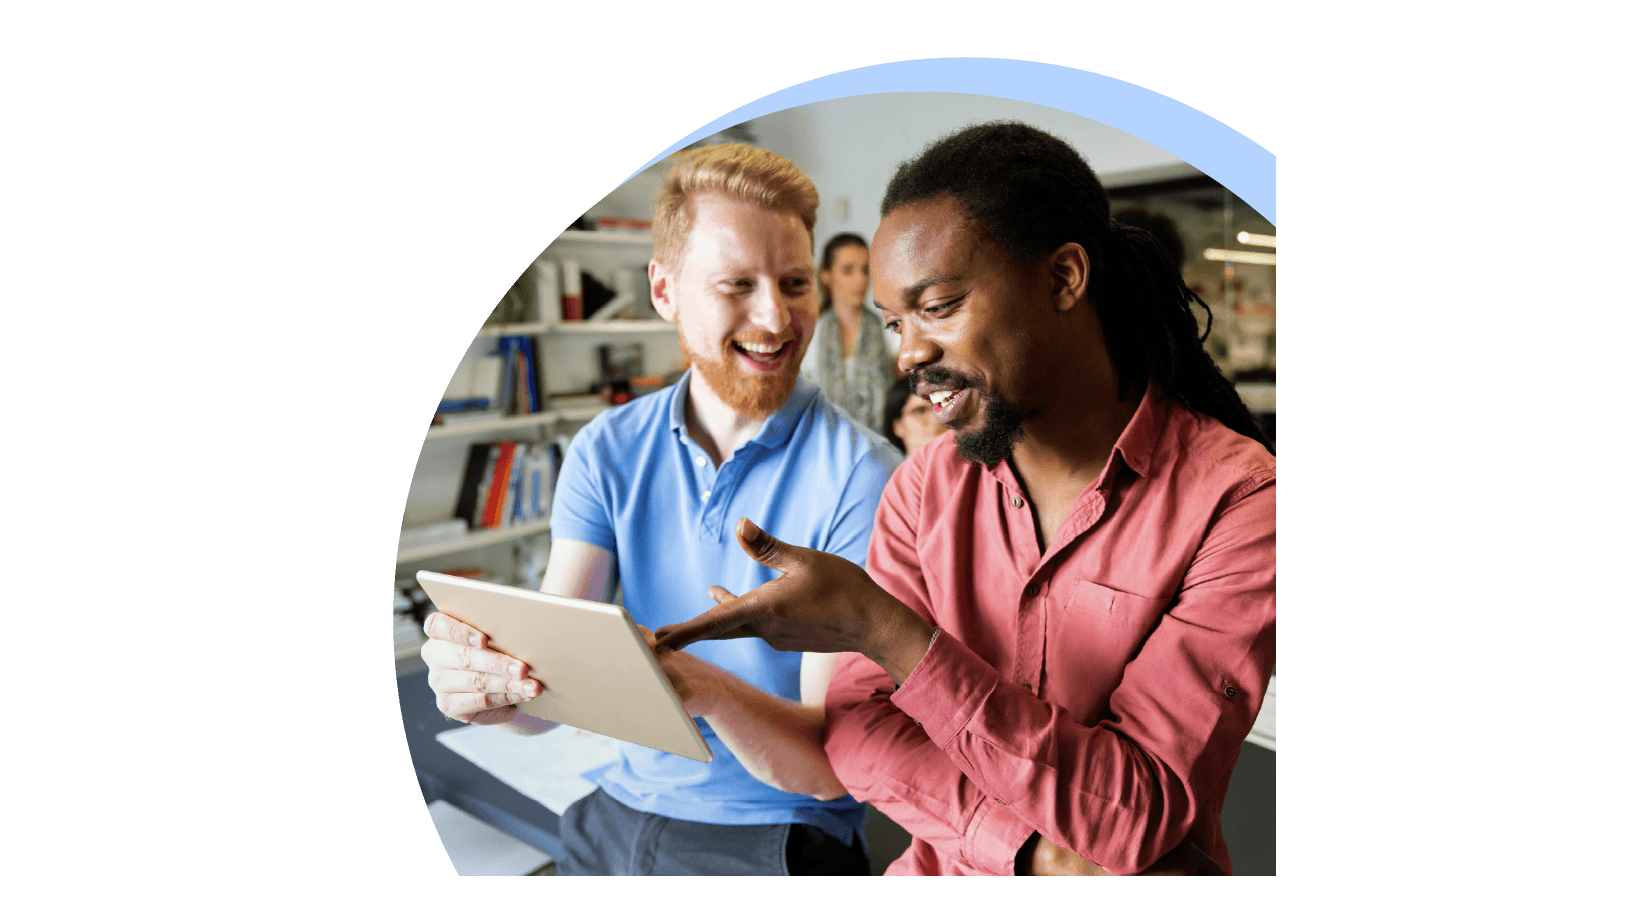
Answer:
[
  {"left": 890, "top": 628, "right": 1000, "bottom": 749},
  {"left": 962, "top": 797, "right": 1040, "bottom": 876},
  {"left": 891, "top": 632, "right": 1033, "bottom": 874}
]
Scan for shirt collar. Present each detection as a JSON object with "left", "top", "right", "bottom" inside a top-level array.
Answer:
[
  {"left": 1109, "top": 379, "right": 1165, "bottom": 479},
  {"left": 667, "top": 367, "right": 819, "bottom": 450},
  {"left": 981, "top": 379, "right": 1167, "bottom": 490}
]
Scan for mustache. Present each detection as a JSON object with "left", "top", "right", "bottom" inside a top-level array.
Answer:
[{"left": 913, "top": 367, "right": 979, "bottom": 392}]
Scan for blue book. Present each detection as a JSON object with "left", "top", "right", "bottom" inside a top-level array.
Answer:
[
  {"left": 492, "top": 337, "right": 517, "bottom": 416},
  {"left": 519, "top": 336, "right": 542, "bottom": 414}
]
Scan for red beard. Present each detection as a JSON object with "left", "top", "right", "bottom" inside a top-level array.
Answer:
[{"left": 680, "top": 333, "right": 800, "bottom": 418}]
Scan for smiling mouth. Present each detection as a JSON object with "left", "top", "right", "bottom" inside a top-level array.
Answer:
[
  {"left": 925, "top": 387, "right": 969, "bottom": 423},
  {"left": 732, "top": 340, "right": 792, "bottom": 368}
]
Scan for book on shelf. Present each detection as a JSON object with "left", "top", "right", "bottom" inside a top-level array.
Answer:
[
  {"left": 561, "top": 258, "right": 583, "bottom": 321},
  {"left": 453, "top": 439, "right": 563, "bottom": 532},
  {"left": 527, "top": 257, "right": 560, "bottom": 325},
  {"left": 440, "top": 350, "right": 506, "bottom": 413},
  {"left": 515, "top": 335, "right": 542, "bottom": 414},
  {"left": 513, "top": 349, "right": 529, "bottom": 420},
  {"left": 492, "top": 344, "right": 515, "bottom": 418},
  {"left": 481, "top": 442, "right": 519, "bottom": 530},
  {"left": 454, "top": 442, "right": 494, "bottom": 529}
]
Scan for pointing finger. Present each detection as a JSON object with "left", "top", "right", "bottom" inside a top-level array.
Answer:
[
  {"left": 707, "top": 585, "right": 737, "bottom": 605},
  {"left": 655, "top": 604, "right": 755, "bottom": 652}
]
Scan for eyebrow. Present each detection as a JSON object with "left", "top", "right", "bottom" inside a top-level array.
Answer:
[
  {"left": 708, "top": 264, "right": 814, "bottom": 279},
  {"left": 885, "top": 273, "right": 958, "bottom": 308}
]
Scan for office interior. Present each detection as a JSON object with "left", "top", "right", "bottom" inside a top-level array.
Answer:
[{"left": 394, "top": 92, "right": 1277, "bottom": 876}]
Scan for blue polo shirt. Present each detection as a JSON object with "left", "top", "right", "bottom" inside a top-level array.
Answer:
[{"left": 549, "top": 370, "right": 901, "bottom": 847}]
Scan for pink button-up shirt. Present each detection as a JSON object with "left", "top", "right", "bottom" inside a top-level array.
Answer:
[{"left": 823, "top": 382, "right": 1275, "bottom": 875}]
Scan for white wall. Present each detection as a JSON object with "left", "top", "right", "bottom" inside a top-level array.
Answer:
[{"left": 749, "top": 92, "right": 1190, "bottom": 260}]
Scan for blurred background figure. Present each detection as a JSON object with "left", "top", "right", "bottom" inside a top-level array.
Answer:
[
  {"left": 801, "top": 232, "right": 901, "bottom": 428},
  {"left": 881, "top": 376, "right": 946, "bottom": 459}
]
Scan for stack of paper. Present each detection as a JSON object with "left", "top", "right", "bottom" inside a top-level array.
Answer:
[{"left": 436, "top": 722, "right": 622, "bottom": 815}]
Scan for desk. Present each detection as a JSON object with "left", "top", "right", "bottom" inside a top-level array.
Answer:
[{"left": 397, "top": 665, "right": 565, "bottom": 859}]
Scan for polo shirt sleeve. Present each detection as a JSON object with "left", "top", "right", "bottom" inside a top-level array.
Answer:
[
  {"left": 822, "top": 451, "right": 1037, "bottom": 875},
  {"left": 817, "top": 440, "right": 900, "bottom": 568},
  {"left": 547, "top": 423, "right": 616, "bottom": 552}
]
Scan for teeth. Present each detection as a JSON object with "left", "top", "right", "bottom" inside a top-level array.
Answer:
[
  {"left": 738, "top": 342, "right": 781, "bottom": 355},
  {"left": 930, "top": 389, "right": 954, "bottom": 407}
]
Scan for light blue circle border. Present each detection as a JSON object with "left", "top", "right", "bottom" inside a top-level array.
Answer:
[{"left": 638, "top": 57, "right": 1275, "bottom": 226}]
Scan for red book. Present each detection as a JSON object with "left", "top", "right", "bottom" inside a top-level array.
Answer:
[
  {"left": 482, "top": 442, "right": 517, "bottom": 529},
  {"left": 513, "top": 343, "right": 529, "bottom": 414},
  {"left": 561, "top": 258, "right": 583, "bottom": 321}
]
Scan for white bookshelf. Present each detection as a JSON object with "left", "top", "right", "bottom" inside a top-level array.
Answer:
[
  {"left": 397, "top": 517, "right": 556, "bottom": 564},
  {"left": 401, "top": 212, "right": 673, "bottom": 589}
]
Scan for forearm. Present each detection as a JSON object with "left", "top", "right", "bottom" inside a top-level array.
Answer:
[
  {"left": 893, "top": 631, "right": 1228, "bottom": 875},
  {"left": 701, "top": 671, "right": 846, "bottom": 802},
  {"left": 823, "top": 653, "right": 1034, "bottom": 874}
]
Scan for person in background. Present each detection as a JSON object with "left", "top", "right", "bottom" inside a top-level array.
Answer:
[
  {"left": 801, "top": 232, "right": 901, "bottom": 429},
  {"left": 880, "top": 375, "right": 946, "bottom": 458},
  {"left": 421, "top": 144, "right": 899, "bottom": 876}
]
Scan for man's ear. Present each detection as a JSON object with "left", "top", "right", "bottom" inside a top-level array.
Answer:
[
  {"left": 1048, "top": 243, "right": 1090, "bottom": 312},
  {"left": 649, "top": 259, "right": 678, "bottom": 323}
]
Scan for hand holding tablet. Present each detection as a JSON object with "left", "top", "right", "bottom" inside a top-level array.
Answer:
[
  {"left": 420, "top": 609, "right": 545, "bottom": 727},
  {"left": 416, "top": 571, "right": 714, "bottom": 762}
]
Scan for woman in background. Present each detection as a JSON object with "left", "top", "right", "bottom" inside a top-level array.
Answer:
[
  {"left": 801, "top": 232, "right": 901, "bottom": 428},
  {"left": 881, "top": 376, "right": 946, "bottom": 459}
]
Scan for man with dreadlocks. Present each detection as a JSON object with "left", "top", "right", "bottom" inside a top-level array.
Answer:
[{"left": 657, "top": 122, "right": 1275, "bottom": 875}]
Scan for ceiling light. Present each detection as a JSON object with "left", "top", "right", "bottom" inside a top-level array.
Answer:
[
  {"left": 1236, "top": 231, "right": 1277, "bottom": 248},
  {"left": 1204, "top": 248, "right": 1276, "bottom": 266}
]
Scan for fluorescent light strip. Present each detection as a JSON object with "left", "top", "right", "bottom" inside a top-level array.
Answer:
[
  {"left": 1236, "top": 231, "right": 1277, "bottom": 248},
  {"left": 1204, "top": 248, "right": 1277, "bottom": 266}
]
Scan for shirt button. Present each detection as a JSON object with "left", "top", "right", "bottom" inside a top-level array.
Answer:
[
  {"left": 1024, "top": 584, "right": 1039, "bottom": 597},
  {"left": 701, "top": 490, "right": 711, "bottom": 499},
  {"left": 695, "top": 457, "right": 705, "bottom": 467},
  {"left": 1010, "top": 496, "right": 1023, "bottom": 508},
  {"left": 1223, "top": 684, "right": 1237, "bottom": 699},
  {"left": 995, "top": 797, "right": 1007, "bottom": 805}
]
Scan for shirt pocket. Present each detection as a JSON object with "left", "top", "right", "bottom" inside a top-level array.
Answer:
[
  {"left": 1049, "top": 580, "right": 1170, "bottom": 715},
  {"left": 1063, "top": 579, "right": 1167, "bottom": 629}
]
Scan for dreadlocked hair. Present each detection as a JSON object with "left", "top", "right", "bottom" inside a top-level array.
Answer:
[{"left": 880, "top": 120, "right": 1272, "bottom": 453}]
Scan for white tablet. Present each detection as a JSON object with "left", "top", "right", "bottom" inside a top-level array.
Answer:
[{"left": 416, "top": 570, "right": 713, "bottom": 763}]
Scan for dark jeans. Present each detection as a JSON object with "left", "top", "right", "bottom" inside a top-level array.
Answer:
[{"left": 557, "top": 787, "right": 869, "bottom": 876}]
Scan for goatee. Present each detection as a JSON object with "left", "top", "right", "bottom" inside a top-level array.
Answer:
[
  {"left": 681, "top": 334, "right": 800, "bottom": 418},
  {"left": 916, "top": 367, "right": 1026, "bottom": 467}
]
